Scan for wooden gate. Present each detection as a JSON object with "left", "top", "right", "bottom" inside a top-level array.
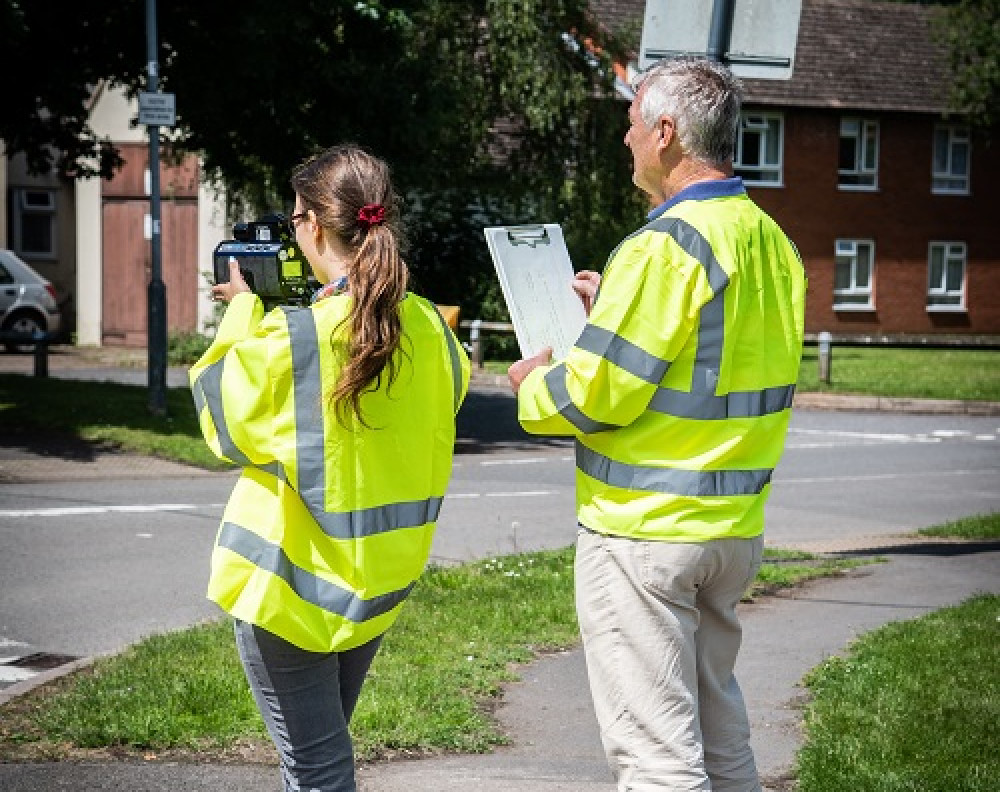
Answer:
[{"left": 101, "top": 144, "right": 200, "bottom": 346}]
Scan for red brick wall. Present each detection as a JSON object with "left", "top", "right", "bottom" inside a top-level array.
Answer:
[{"left": 745, "top": 108, "right": 1000, "bottom": 337}]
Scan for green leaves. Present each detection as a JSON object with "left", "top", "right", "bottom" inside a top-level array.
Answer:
[{"left": 932, "top": 0, "right": 1000, "bottom": 130}]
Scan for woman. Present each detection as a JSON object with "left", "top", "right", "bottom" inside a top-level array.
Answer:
[{"left": 190, "top": 144, "right": 469, "bottom": 791}]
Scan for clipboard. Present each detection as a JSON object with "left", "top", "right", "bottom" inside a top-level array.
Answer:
[{"left": 484, "top": 224, "right": 587, "bottom": 361}]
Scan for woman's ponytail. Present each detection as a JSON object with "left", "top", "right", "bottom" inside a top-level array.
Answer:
[{"left": 290, "top": 145, "right": 409, "bottom": 426}]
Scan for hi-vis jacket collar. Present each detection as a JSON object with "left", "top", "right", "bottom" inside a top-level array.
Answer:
[{"left": 648, "top": 177, "right": 746, "bottom": 221}]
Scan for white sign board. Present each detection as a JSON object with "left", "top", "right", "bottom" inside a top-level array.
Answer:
[
  {"left": 484, "top": 224, "right": 587, "bottom": 361},
  {"left": 639, "top": 0, "right": 802, "bottom": 80},
  {"left": 138, "top": 92, "right": 176, "bottom": 126}
]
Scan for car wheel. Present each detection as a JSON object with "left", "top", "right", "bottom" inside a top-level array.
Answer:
[{"left": 2, "top": 311, "right": 46, "bottom": 353}]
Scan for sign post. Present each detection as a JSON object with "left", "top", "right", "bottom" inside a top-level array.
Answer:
[
  {"left": 639, "top": 0, "right": 803, "bottom": 80},
  {"left": 145, "top": 0, "right": 169, "bottom": 416}
]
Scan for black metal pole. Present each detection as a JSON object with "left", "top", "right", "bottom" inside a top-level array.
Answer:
[
  {"left": 707, "top": 0, "right": 736, "bottom": 63},
  {"left": 146, "top": 0, "right": 167, "bottom": 415}
]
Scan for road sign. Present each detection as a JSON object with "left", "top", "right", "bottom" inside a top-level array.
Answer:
[
  {"left": 639, "top": 0, "right": 802, "bottom": 80},
  {"left": 138, "top": 91, "right": 176, "bottom": 126}
]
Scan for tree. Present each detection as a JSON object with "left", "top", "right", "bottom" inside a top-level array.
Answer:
[
  {"left": 0, "top": 0, "right": 642, "bottom": 318},
  {"left": 932, "top": 0, "right": 1000, "bottom": 131}
]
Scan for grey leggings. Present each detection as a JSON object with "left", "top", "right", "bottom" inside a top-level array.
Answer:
[{"left": 234, "top": 619, "right": 383, "bottom": 792}]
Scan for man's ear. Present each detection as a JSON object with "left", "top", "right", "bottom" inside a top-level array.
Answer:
[{"left": 657, "top": 116, "right": 676, "bottom": 150}]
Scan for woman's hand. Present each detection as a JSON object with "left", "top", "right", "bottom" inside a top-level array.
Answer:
[
  {"left": 572, "top": 270, "right": 601, "bottom": 316},
  {"left": 211, "top": 257, "right": 251, "bottom": 304}
]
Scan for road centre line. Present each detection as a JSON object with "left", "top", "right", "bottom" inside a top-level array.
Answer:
[
  {"left": 447, "top": 490, "right": 558, "bottom": 499},
  {"left": 0, "top": 503, "right": 215, "bottom": 519},
  {"left": 1, "top": 491, "right": 562, "bottom": 518},
  {"left": 477, "top": 456, "right": 573, "bottom": 466},
  {"left": 787, "top": 428, "right": 938, "bottom": 442},
  {"left": 775, "top": 468, "right": 1000, "bottom": 485}
]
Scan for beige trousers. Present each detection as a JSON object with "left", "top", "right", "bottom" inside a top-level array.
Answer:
[{"left": 575, "top": 528, "right": 763, "bottom": 792}]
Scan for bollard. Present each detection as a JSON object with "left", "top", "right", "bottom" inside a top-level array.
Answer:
[
  {"left": 469, "top": 319, "right": 483, "bottom": 369},
  {"left": 818, "top": 331, "right": 833, "bottom": 384}
]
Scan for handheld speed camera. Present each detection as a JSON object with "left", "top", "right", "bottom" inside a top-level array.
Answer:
[{"left": 213, "top": 213, "right": 316, "bottom": 309}]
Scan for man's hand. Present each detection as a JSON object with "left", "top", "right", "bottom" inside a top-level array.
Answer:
[
  {"left": 508, "top": 347, "right": 553, "bottom": 394},
  {"left": 211, "top": 257, "right": 251, "bottom": 304},
  {"left": 572, "top": 270, "right": 601, "bottom": 316}
]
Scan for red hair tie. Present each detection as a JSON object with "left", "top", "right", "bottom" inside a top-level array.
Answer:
[{"left": 358, "top": 203, "right": 386, "bottom": 229}]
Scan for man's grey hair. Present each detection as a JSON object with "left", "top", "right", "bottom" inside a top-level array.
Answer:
[{"left": 632, "top": 57, "right": 743, "bottom": 167}]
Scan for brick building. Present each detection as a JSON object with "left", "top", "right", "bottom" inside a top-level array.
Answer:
[{"left": 594, "top": 0, "right": 1000, "bottom": 339}]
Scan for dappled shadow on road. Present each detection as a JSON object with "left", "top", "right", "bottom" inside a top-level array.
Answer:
[
  {"left": 832, "top": 539, "right": 1000, "bottom": 558},
  {"left": 455, "top": 387, "right": 572, "bottom": 455},
  {"left": 0, "top": 430, "right": 116, "bottom": 463}
]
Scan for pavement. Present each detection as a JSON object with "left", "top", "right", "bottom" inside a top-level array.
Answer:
[{"left": 1, "top": 346, "right": 999, "bottom": 791}]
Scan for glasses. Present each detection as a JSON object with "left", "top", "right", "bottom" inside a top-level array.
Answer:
[{"left": 289, "top": 210, "right": 309, "bottom": 230}]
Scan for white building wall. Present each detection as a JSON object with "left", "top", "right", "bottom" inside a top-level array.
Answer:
[
  {"left": 197, "top": 175, "right": 228, "bottom": 333},
  {"left": 74, "top": 177, "right": 102, "bottom": 345}
]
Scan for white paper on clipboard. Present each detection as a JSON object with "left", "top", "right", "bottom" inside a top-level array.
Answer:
[{"left": 484, "top": 224, "right": 587, "bottom": 361}]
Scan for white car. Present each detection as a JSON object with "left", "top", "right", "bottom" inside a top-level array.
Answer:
[{"left": 0, "top": 249, "right": 62, "bottom": 352}]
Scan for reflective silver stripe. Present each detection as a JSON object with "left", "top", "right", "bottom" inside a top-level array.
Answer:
[
  {"left": 315, "top": 497, "right": 443, "bottom": 540},
  {"left": 282, "top": 305, "right": 444, "bottom": 540},
  {"left": 429, "top": 301, "right": 464, "bottom": 413},
  {"left": 283, "top": 306, "right": 326, "bottom": 516},
  {"left": 192, "top": 358, "right": 285, "bottom": 479},
  {"left": 574, "top": 324, "right": 669, "bottom": 385},
  {"left": 649, "top": 383, "right": 796, "bottom": 420},
  {"left": 218, "top": 522, "right": 413, "bottom": 623},
  {"left": 544, "top": 364, "right": 619, "bottom": 434},
  {"left": 640, "top": 216, "right": 793, "bottom": 421},
  {"left": 576, "top": 444, "right": 772, "bottom": 497}
]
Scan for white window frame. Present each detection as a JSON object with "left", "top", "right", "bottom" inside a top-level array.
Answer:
[
  {"left": 838, "top": 118, "right": 879, "bottom": 190},
  {"left": 11, "top": 188, "right": 58, "bottom": 259},
  {"left": 833, "top": 239, "right": 875, "bottom": 311},
  {"left": 926, "top": 241, "right": 967, "bottom": 312},
  {"left": 932, "top": 125, "right": 970, "bottom": 195},
  {"left": 734, "top": 112, "right": 783, "bottom": 187}
]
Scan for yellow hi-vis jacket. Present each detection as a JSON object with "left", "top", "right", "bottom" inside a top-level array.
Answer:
[
  {"left": 517, "top": 179, "right": 806, "bottom": 542},
  {"left": 190, "top": 290, "right": 470, "bottom": 651}
]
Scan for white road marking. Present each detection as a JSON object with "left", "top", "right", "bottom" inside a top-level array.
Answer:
[
  {"left": 479, "top": 457, "right": 551, "bottom": 466},
  {"left": 447, "top": 491, "right": 558, "bottom": 500},
  {"left": 786, "top": 428, "right": 940, "bottom": 446},
  {"left": 0, "top": 666, "right": 37, "bottom": 683},
  {"left": 0, "top": 503, "right": 217, "bottom": 519},
  {"left": 776, "top": 468, "right": 1000, "bottom": 485}
]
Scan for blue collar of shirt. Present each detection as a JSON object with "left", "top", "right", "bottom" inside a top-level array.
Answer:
[{"left": 647, "top": 177, "right": 746, "bottom": 221}]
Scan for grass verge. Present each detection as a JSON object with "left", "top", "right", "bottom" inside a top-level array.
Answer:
[
  {"left": 918, "top": 511, "right": 1000, "bottom": 540},
  {"left": 0, "top": 373, "right": 227, "bottom": 470},
  {"left": 797, "top": 593, "right": 1000, "bottom": 792},
  {"left": 0, "top": 545, "right": 869, "bottom": 763},
  {"left": 2, "top": 345, "right": 998, "bottom": 471},
  {"left": 486, "top": 347, "right": 1000, "bottom": 402}
]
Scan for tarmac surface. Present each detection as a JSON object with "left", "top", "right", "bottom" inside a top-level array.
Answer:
[{"left": 1, "top": 346, "right": 999, "bottom": 791}]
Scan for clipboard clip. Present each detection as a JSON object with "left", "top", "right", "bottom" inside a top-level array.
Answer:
[{"left": 507, "top": 226, "right": 551, "bottom": 248}]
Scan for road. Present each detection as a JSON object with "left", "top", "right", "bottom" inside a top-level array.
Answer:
[{"left": 1, "top": 383, "right": 999, "bottom": 687}]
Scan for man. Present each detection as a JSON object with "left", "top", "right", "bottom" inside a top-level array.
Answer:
[{"left": 508, "top": 57, "right": 806, "bottom": 791}]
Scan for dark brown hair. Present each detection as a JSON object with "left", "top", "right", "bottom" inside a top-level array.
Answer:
[{"left": 290, "top": 144, "right": 408, "bottom": 425}]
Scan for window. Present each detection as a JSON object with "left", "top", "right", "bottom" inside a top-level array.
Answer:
[
  {"left": 11, "top": 188, "right": 57, "bottom": 259},
  {"left": 927, "top": 242, "right": 966, "bottom": 310},
  {"left": 932, "top": 125, "right": 970, "bottom": 194},
  {"left": 734, "top": 113, "right": 783, "bottom": 185},
  {"left": 839, "top": 118, "right": 878, "bottom": 189},
  {"left": 834, "top": 239, "right": 874, "bottom": 310}
]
